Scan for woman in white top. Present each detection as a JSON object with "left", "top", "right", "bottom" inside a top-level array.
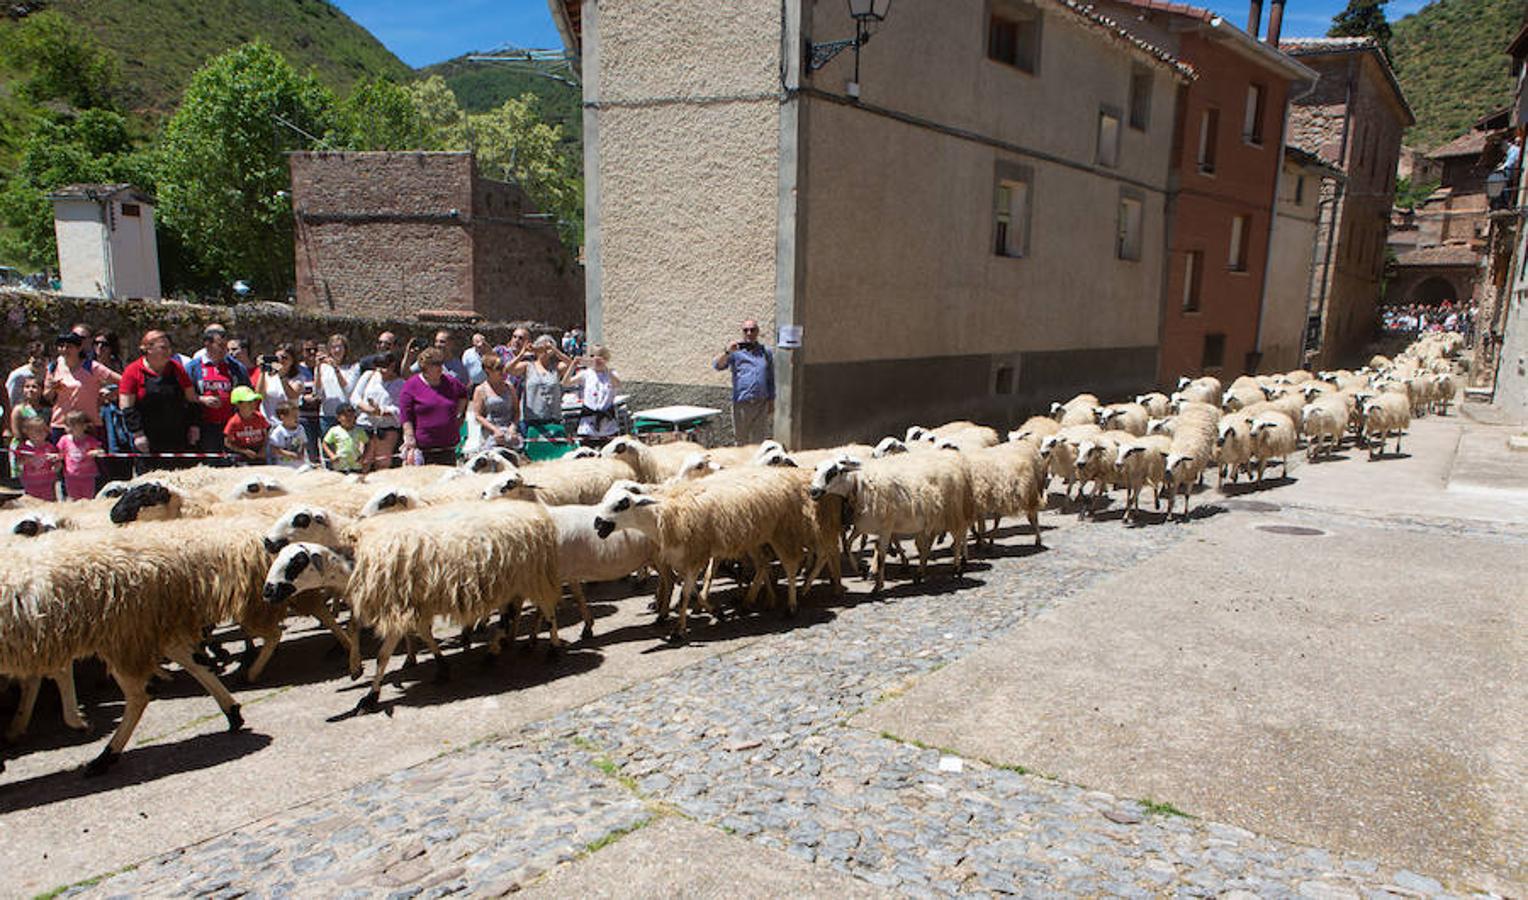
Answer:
[
  {"left": 315, "top": 333, "right": 359, "bottom": 435},
  {"left": 356, "top": 351, "right": 406, "bottom": 469},
  {"left": 562, "top": 344, "right": 621, "bottom": 446},
  {"left": 253, "top": 342, "right": 303, "bottom": 423}
]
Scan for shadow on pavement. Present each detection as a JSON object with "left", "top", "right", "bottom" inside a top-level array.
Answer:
[{"left": 0, "top": 730, "right": 273, "bottom": 814}]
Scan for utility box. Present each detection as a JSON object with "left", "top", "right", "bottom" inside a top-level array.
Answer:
[{"left": 49, "top": 183, "right": 161, "bottom": 300}]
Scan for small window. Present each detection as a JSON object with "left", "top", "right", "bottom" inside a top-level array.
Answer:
[
  {"left": 120, "top": 202, "right": 141, "bottom": 217},
  {"left": 988, "top": 5, "right": 1040, "bottom": 74},
  {"left": 1198, "top": 108, "right": 1219, "bottom": 175},
  {"left": 1294, "top": 175, "right": 1305, "bottom": 206},
  {"left": 994, "top": 365, "right": 1015, "bottom": 395},
  {"left": 1117, "top": 193, "right": 1143, "bottom": 261},
  {"left": 1243, "top": 84, "right": 1266, "bottom": 145},
  {"left": 1128, "top": 67, "right": 1152, "bottom": 130},
  {"left": 1201, "top": 333, "right": 1226, "bottom": 369},
  {"left": 1096, "top": 107, "right": 1121, "bottom": 168},
  {"left": 994, "top": 175, "right": 1032, "bottom": 258},
  {"left": 1182, "top": 250, "right": 1204, "bottom": 312},
  {"left": 1228, "top": 214, "right": 1251, "bottom": 271}
]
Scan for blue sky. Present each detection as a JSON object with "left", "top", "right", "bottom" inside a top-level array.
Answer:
[{"left": 334, "top": 0, "right": 1433, "bottom": 69}]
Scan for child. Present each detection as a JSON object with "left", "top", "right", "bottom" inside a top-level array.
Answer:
[
  {"left": 223, "top": 385, "right": 270, "bottom": 464},
  {"left": 321, "top": 402, "right": 368, "bottom": 473},
  {"left": 57, "top": 410, "right": 103, "bottom": 500},
  {"left": 266, "top": 402, "right": 309, "bottom": 469},
  {"left": 9, "top": 375, "right": 43, "bottom": 479},
  {"left": 15, "top": 415, "right": 60, "bottom": 501}
]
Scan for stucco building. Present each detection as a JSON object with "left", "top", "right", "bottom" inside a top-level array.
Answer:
[
  {"left": 290, "top": 151, "right": 583, "bottom": 326},
  {"left": 555, "top": 0, "right": 1191, "bottom": 446},
  {"left": 49, "top": 183, "right": 161, "bottom": 301},
  {"left": 1262, "top": 146, "right": 1344, "bottom": 372},
  {"left": 1482, "top": 24, "right": 1528, "bottom": 418},
  {"left": 1282, "top": 37, "right": 1413, "bottom": 369},
  {"left": 1099, "top": 0, "right": 1314, "bottom": 384}
]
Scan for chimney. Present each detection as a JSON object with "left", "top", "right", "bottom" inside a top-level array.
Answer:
[
  {"left": 1248, "top": 0, "right": 1263, "bottom": 39},
  {"left": 1266, "top": 0, "right": 1285, "bottom": 46}
]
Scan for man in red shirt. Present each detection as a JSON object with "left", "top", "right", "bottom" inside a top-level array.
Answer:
[
  {"left": 223, "top": 386, "right": 269, "bottom": 463},
  {"left": 186, "top": 325, "right": 250, "bottom": 455}
]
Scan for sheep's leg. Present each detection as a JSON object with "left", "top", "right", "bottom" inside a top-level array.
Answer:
[
  {"left": 85, "top": 675, "right": 149, "bottom": 777},
  {"left": 652, "top": 570, "right": 674, "bottom": 622},
  {"left": 569, "top": 582, "right": 595, "bottom": 641},
  {"left": 699, "top": 558, "right": 718, "bottom": 612},
  {"left": 913, "top": 533, "right": 934, "bottom": 583},
  {"left": 242, "top": 625, "right": 283, "bottom": 684},
  {"left": 780, "top": 555, "right": 802, "bottom": 618},
  {"left": 418, "top": 630, "right": 450, "bottom": 683},
  {"left": 671, "top": 569, "right": 700, "bottom": 643},
  {"left": 4, "top": 677, "right": 41, "bottom": 743},
  {"left": 311, "top": 602, "right": 359, "bottom": 679},
  {"left": 164, "top": 646, "right": 244, "bottom": 733},
  {"left": 359, "top": 634, "right": 402, "bottom": 712},
  {"left": 54, "top": 665, "right": 88, "bottom": 733},
  {"left": 1028, "top": 507, "right": 1043, "bottom": 546},
  {"left": 540, "top": 594, "right": 563, "bottom": 652},
  {"left": 741, "top": 551, "right": 772, "bottom": 608},
  {"left": 871, "top": 535, "right": 889, "bottom": 594}
]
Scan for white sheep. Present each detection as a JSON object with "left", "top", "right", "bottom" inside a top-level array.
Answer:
[
  {"left": 1215, "top": 414, "right": 1255, "bottom": 486},
  {"left": 543, "top": 497, "right": 672, "bottom": 640},
  {"left": 1115, "top": 435, "right": 1171, "bottom": 521},
  {"left": 1300, "top": 399, "right": 1347, "bottom": 460},
  {"left": 1249, "top": 412, "right": 1297, "bottom": 481},
  {"left": 1163, "top": 402, "right": 1218, "bottom": 518},
  {"left": 1134, "top": 392, "right": 1172, "bottom": 418},
  {"left": 961, "top": 442, "right": 1046, "bottom": 548},
  {"left": 1362, "top": 393, "right": 1411, "bottom": 459},
  {"left": 873, "top": 436, "right": 911, "bottom": 457},
  {"left": 1431, "top": 372, "right": 1457, "bottom": 415},
  {"left": 1007, "top": 415, "right": 1060, "bottom": 446},
  {"left": 1097, "top": 403, "right": 1149, "bottom": 436}
]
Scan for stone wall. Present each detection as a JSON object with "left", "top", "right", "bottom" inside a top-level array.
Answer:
[{"left": 0, "top": 291, "right": 560, "bottom": 370}]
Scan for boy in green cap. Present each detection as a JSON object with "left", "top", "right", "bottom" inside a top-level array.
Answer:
[{"left": 223, "top": 385, "right": 269, "bottom": 463}]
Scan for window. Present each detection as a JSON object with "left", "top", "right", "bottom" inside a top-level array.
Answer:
[
  {"left": 120, "top": 202, "right": 141, "bottom": 217},
  {"left": 993, "top": 365, "right": 1015, "bottom": 395},
  {"left": 1201, "top": 333, "right": 1226, "bottom": 370},
  {"left": 1197, "top": 108, "right": 1219, "bottom": 174},
  {"left": 1243, "top": 84, "right": 1266, "bottom": 145},
  {"left": 1128, "top": 67, "right": 1152, "bottom": 130},
  {"left": 1181, "top": 250, "right": 1204, "bottom": 312},
  {"left": 993, "top": 166, "right": 1032, "bottom": 258},
  {"left": 1117, "top": 193, "right": 1143, "bottom": 261},
  {"left": 1096, "top": 107, "right": 1121, "bottom": 168},
  {"left": 1294, "top": 175, "right": 1305, "bottom": 206},
  {"left": 988, "top": 5, "right": 1040, "bottom": 74},
  {"left": 1228, "top": 214, "right": 1250, "bottom": 271}
]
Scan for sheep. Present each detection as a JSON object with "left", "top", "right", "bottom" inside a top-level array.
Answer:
[
  {"left": 3, "top": 509, "right": 65, "bottom": 539},
  {"left": 1369, "top": 354, "right": 1392, "bottom": 369},
  {"left": 1222, "top": 384, "right": 1267, "bottom": 412},
  {"left": 1300, "top": 399, "right": 1347, "bottom": 460},
  {"left": 928, "top": 422, "right": 1001, "bottom": 449},
  {"left": 1362, "top": 393, "right": 1411, "bottom": 459},
  {"left": 873, "top": 436, "right": 911, "bottom": 458},
  {"left": 961, "top": 442, "right": 1045, "bottom": 546},
  {"left": 1281, "top": 370, "right": 1315, "bottom": 385},
  {"left": 1115, "top": 434, "right": 1171, "bottom": 521},
  {"left": 462, "top": 447, "right": 524, "bottom": 474},
  {"left": 345, "top": 500, "right": 562, "bottom": 709},
  {"left": 669, "top": 452, "right": 723, "bottom": 481},
  {"left": 1176, "top": 376, "right": 1222, "bottom": 406},
  {"left": 905, "top": 426, "right": 934, "bottom": 443},
  {"left": 1162, "top": 402, "right": 1218, "bottom": 518},
  {"left": 594, "top": 468, "right": 812, "bottom": 639},
  {"left": 1248, "top": 412, "right": 1297, "bottom": 481},
  {"left": 1073, "top": 431, "right": 1129, "bottom": 516},
  {"left": 704, "top": 443, "right": 771, "bottom": 468},
  {"left": 1008, "top": 415, "right": 1061, "bottom": 446},
  {"left": 1040, "top": 424, "right": 1102, "bottom": 502},
  {"left": 752, "top": 445, "right": 801, "bottom": 467},
  {"left": 790, "top": 444, "right": 877, "bottom": 468},
  {"left": 538, "top": 498, "right": 673, "bottom": 640},
  {"left": 807, "top": 452, "right": 974, "bottom": 594},
  {"left": 0, "top": 519, "right": 261, "bottom": 775},
  {"left": 1214, "top": 414, "right": 1255, "bottom": 486},
  {"left": 1135, "top": 392, "right": 1172, "bottom": 418},
  {"left": 519, "top": 456, "right": 642, "bottom": 506},
  {"left": 1097, "top": 403, "right": 1149, "bottom": 436},
  {"left": 1431, "top": 372, "right": 1458, "bottom": 415},
  {"left": 1053, "top": 397, "right": 1101, "bottom": 427}
]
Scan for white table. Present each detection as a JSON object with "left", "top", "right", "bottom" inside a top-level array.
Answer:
[{"left": 632, "top": 405, "right": 723, "bottom": 424}]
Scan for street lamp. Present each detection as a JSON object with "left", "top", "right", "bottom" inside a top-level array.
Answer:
[
  {"left": 1486, "top": 169, "right": 1510, "bottom": 207},
  {"left": 809, "top": 0, "right": 893, "bottom": 98}
]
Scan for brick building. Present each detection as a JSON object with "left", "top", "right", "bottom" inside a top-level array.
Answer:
[
  {"left": 1101, "top": 0, "right": 1314, "bottom": 384},
  {"left": 1283, "top": 38, "right": 1413, "bottom": 368},
  {"left": 291, "top": 151, "right": 583, "bottom": 326}
]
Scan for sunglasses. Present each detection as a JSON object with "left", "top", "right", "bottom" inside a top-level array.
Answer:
[{"left": 93, "top": 339, "right": 110, "bottom": 346}]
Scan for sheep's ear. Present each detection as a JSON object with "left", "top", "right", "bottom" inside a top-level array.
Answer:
[
  {"left": 313, "top": 512, "right": 327, "bottom": 525},
  {"left": 311, "top": 553, "right": 325, "bottom": 573},
  {"left": 632, "top": 496, "right": 658, "bottom": 507}
]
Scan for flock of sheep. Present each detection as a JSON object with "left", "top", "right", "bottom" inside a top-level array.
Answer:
[{"left": 0, "top": 332, "right": 1465, "bottom": 778}]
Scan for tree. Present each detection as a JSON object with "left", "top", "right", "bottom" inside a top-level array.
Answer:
[
  {"left": 0, "top": 11, "right": 119, "bottom": 110},
  {"left": 0, "top": 109, "right": 144, "bottom": 267},
  {"left": 1329, "top": 0, "right": 1392, "bottom": 58},
  {"left": 408, "top": 75, "right": 468, "bottom": 147},
  {"left": 157, "top": 42, "right": 336, "bottom": 298},
  {"left": 332, "top": 78, "right": 430, "bottom": 151},
  {"left": 467, "top": 95, "right": 583, "bottom": 248}
]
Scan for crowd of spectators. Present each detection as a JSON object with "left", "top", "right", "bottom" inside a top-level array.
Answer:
[
  {"left": 1379, "top": 301, "right": 1478, "bottom": 341},
  {"left": 0, "top": 321, "right": 596, "bottom": 502}
]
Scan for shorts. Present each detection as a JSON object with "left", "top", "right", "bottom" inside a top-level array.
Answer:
[{"left": 367, "top": 426, "right": 401, "bottom": 440}]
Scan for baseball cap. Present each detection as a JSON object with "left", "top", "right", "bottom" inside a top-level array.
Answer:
[{"left": 230, "top": 386, "right": 260, "bottom": 404}]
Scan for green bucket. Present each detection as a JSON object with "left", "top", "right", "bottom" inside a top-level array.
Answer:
[{"left": 524, "top": 422, "right": 576, "bottom": 461}]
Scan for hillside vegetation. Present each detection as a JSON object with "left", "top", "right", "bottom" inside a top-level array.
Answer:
[
  {"left": 1391, "top": 0, "right": 1526, "bottom": 152},
  {"left": 1, "top": 0, "right": 410, "bottom": 117},
  {"left": 421, "top": 53, "right": 581, "bottom": 148}
]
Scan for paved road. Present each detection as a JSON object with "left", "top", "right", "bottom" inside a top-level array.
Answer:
[{"left": 0, "top": 414, "right": 1520, "bottom": 897}]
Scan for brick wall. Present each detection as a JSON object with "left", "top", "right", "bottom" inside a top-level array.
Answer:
[{"left": 292, "top": 151, "right": 584, "bottom": 327}]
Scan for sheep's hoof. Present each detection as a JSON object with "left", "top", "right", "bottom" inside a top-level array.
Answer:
[
  {"left": 348, "top": 663, "right": 363, "bottom": 681},
  {"left": 225, "top": 704, "right": 245, "bottom": 733},
  {"left": 83, "top": 748, "right": 120, "bottom": 778},
  {"left": 580, "top": 624, "right": 595, "bottom": 641},
  {"left": 654, "top": 611, "right": 670, "bottom": 624},
  {"left": 356, "top": 691, "right": 380, "bottom": 714},
  {"left": 782, "top": 605, "right": 797, "bottom": 620},
  {"left": 545, "top": 642, "right": 563, "bottom": 660},
  {"left": 664, "top": 631, "right": 688, "bottom": 646},
  {"left": 66, "top": 717, "right": 92, "bottom": 734}
]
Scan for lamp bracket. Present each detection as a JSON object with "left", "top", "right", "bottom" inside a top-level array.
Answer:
[{"left": 809, "top": 37, "right": 859, "bottom": 71}]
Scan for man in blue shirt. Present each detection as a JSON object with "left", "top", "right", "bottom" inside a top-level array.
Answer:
[{"left": 712, "top": 319, "right": 774, "bottom": 444}]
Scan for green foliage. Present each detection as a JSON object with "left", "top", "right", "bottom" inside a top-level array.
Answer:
[
  {"left": 0, "top": 10, "right": 119, "bottom": 110},
  {"left": 332, "top": 78, "right": 429, "bottom": 151},
  {"left": 157, "top": 42, "right": 336, "bottom": 298},
  {"left": 1393, "top": 176, "right": 1440, "bottom": 208},
  {"left": 420, "top": 53, "right": 581, "bottom": 139},
  {"left": 1391, "top": 0, "right": 1524, "bottom": 152},
  {"left": 1329, "top": 0, "right": 1394, "bottom": 56},
  {"left": 409, "top": 75, "right": 469, "bottom": 145},
  {"left": 0, "top": 110, "right": 146, "bottom": 268}
]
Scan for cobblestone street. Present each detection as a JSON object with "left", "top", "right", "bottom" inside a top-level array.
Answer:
[{"left": 2, "top": 416, "right": 1521, "bottom": 898}]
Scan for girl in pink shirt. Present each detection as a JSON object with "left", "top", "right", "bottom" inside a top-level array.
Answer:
[
  {"left": 15, "top": 415, "right": 60, "bottom": 501},
  {"left": 57, "top": 410, "right": 103, "bottom": 500}
]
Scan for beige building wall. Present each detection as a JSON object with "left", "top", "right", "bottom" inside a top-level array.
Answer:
[
  {"left": 109, "top": 202, "right": 161, "bottom": 301},
  {"left": 54, "top": 201, "right": 111, "bottom": 299},
  {"left": 587, "top": 0, "right": 783, "bottom": 410},
  {"left": 1261, "top": 159, "right": 1323, "bottom": 373}
]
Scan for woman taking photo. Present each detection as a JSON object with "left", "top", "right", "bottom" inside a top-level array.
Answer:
[
  {"left": 562, "top": 344, "right": 620, "bottom": 447},
  {"left": 511, "top": 335, "right": 573, "bottom": 446},
  {"left": 400, "top": 348, "right": 469, "bottom": 466},
  {"left": 468, "top": 353, "right": 521, "bottom": 453},
  {"left": 357, "top": 351, "right": 406, "bottom": 469},
  {"left": 314, "top": 333, "right": 359, "bottom": 438},
  {"left": 253, "top": 342, "right": 303, "bottom": 425}
]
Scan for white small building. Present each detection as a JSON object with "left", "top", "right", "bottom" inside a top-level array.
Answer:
[{"left": 49, "top": 183, "right": 161, "bottom": 300}]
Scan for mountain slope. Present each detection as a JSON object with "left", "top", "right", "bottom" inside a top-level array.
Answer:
[
  {"left": 421, "top": 53, "right": 581, "bottom": 145},
  {"left": 1391, "top": 0, "right": 1526, "bottom": 151},
  {"left": 3, "top": 0, "right": 411, "bottom": 117}
]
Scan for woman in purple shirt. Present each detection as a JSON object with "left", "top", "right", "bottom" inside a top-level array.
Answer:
[{"left": 399, "top": 348, "right": 469, "bottom": 466}]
